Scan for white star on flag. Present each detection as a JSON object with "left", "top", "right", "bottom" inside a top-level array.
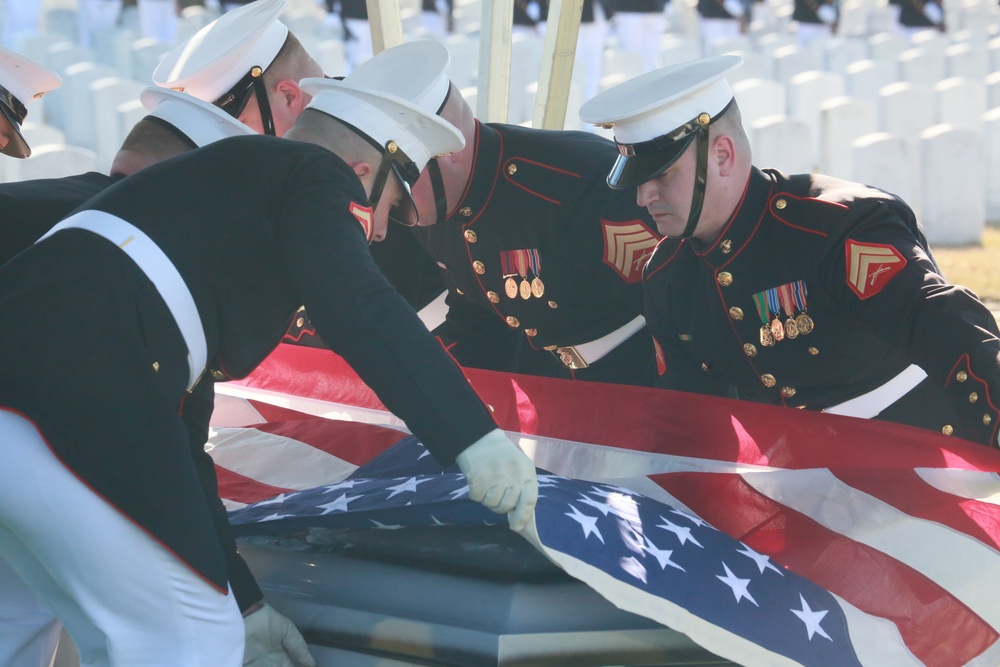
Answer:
[
  {"left": 565, "top": 504, "right": 604, "bottom": 543},
  {"left": 737, "top": 544, "right": 784, "bottom": 575},
  {"left": 386, "top": 477, "right": 428, "bottom": 498},
  {"left": 792, "top": 594, "right": 832, "bottom": 641},
  {"left": 717, "top": 562, "right": 758, "bottom": 606},
  {"left": 641, "top": 535, "right": 685, "bottom": 572},
  {"left": 316, "top": 492, "right": 361, "bottom": 514},
  {"left": 657, "top": 516, "right": 703, "bottom": 547}
]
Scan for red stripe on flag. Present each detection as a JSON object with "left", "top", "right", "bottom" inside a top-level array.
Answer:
[
  {"left": 655, "top": 471, "right": 999, "bottom": 667},
  {"left": 216, "top": 465, "right": 292, "bottom": 505},
  {"left": 231, "top": 345, "right": 1000, "bottom": 474},
  {"left": 832, "top": 468, "right": 1000, "bottom": 551},
  {"left": 250, "top": 418, "right": 408, "bottom": 466}
]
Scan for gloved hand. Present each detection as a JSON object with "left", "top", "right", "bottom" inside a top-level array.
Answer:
[
  {"left": 922, "top": 1, "right": 944, "bottom": 24},
  {"left": 526, "top": 1, "right": 542, "bottom": 22},
  {"left": 456, "top": 428, "right": 538, "bottom": 532},
  {"left": 816, "top": 3, "right": 836, "bottom": 25},
  {"left": 243, "top": 603, "right": 316, "bottom": 667},
  {"left": 722, "top": 0, "right": 745, "bottom": 18}
]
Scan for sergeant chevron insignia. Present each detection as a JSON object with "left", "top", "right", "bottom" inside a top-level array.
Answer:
[
  {"left": 349, "top": 201, "right": 374, "bottom": 243},
  {"left": 845, "top": 240, "right": 906, "bottom": 300},
  {"left": 601, "top": 220, "right": 659, "bottom": 283}
]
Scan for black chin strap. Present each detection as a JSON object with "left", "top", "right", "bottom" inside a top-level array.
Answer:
[
  {"left": 427, "top": 158, "right": 448, "bottom": 223},
  {"left": 679, "top": 124, "right": 712, "bottom": 239},
  {"left": 253, "top": 76, "right": 275, "bottom": 136}
]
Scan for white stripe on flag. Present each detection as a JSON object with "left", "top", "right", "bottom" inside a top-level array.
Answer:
[
  {"left": 208, "top": 426, "right": 359, "bottom": 491},
  {"left": 915, "top": 468, "right": 1000, "bottom": 504},
  {"left": 743, "top": 468, "right": 1000, "bottom": 626},
  {"left": 215, "top": 384, "right": 407, "bottom": 429},
  {"left": 832, "top": 593, "right": 922, "bottom": 667}
]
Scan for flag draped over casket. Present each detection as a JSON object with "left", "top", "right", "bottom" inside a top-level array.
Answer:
[{"left": 210, "top": 343, "right": 1000, "bottom": 667}]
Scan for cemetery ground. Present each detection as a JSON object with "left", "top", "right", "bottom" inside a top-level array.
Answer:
[{"left": 935, "top": 224, "right": 1000, "bottom": 318}]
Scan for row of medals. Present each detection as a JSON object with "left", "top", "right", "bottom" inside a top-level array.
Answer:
[
  {"left": 760, "top": 311, "right": 814, "bottom": 346},
  {"left": 505, "top": 274, "right": 545, "bottom": 299}
]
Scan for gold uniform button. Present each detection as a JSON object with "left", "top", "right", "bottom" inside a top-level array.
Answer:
[
  {"left": 775, "top": 198, "right": 787, "bottom": 210},
  {"left": 296, "top": 317, "right": 305, "bottom": 327},
  {"left": 507, "top": 163, "right": 517, "bottom": 175},
  {"left": 956, "top": 370, "right": 968, "bottom": 382},
  {"left": 729, "top": 306, "right": 744, "bottom": 321},
  {"left": 761, "top": 374, "right": 776, "bottom": 387},
  {"left": 941, "top": 424, "right": 954, "bottom": 436},
  {"left": 984, "top": 414, "right": 993, "bottom": 426},
  {"left": 717, "top": 272, "right": 733, "bottom": 287},
  {"left": 720, "top": 239, "right": 733, "bottom": 254},
  {"left": 487, "top": 291, "right": 500, "bottom": 303},
  {"left": 969, "top": 391, "right": 979, "bottom": 403},
  {"left": 548, "top": 300, "right": 558, "bottom": 309},
  {"left": 506, "top": 316, "right": 520, "bottom": 328},
  {"left": 152, "top": 361, "right": 159, "bottom": 372},
  {"left": 808, "top": 347, "right": 819, "bottom": 355},
  {"left": 460, "top": 206, "right": 473, "bottom": 217},
  {"left": 701, "top": 362, "right": 711, "bottom": 372},
  {"left": 210, "top": 369, "right": 226, "bottom": 381},
  {"left": 456, "top": 288, "right": 464, "bottom": 295},
  {"left": 472, "top": 260, "right": 486, "bottom": 274},
  {"left": 743, "top": 343, "right": 757, "bottom": 357},
  {"left": 464, "top": 229, "right": 478, "bottom": 243},
  {"left": 780, "top": 386, "right": 796, "bottom": 398},
  {"left": 525, "top": 328, "right": 537, "bottom": 337}
]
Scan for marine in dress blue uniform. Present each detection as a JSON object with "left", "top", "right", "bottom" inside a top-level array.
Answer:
[
  {"left": 342, "top": 41, "right": 662, "bottom": 387},
  {"left": 580, "top": 55, "right": 1000, "bottom": 448}
]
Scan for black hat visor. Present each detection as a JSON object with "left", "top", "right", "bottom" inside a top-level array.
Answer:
[
  {"left": 607, "top": 131, "right": 697, "bottom": 190},
  {"left": 0, "top": 87, "right": 29, "bottom": 158}
]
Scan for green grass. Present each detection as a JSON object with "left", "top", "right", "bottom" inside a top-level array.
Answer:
[{"left": 932, "top": 226, "right": 1000, "bottom": 308}]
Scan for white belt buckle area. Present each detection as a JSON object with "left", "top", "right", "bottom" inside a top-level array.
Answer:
[
  {"left": 823, "top": 364, "right": 928, "bottom": 419},
  {"left": 556, "top": 315, "right": 646, "bottom": 370},
  {"left": 38, "top": 211, "right": 207, "bottom": 390}
]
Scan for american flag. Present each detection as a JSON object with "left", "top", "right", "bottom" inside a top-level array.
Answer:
[{"left": 210, "top": 344, "right": 1000, "bottom": 667}]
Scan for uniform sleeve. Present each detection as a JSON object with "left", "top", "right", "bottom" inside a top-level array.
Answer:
[
  {"left": 276, "top": 158, "right": 498, "bottom": 464},
  {"left": 818, "top": 202, "right": 1000, "bottom": 446}
]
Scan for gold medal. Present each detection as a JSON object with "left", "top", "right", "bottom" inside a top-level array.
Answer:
[
  {"left": 760, "top": 325, "right": 775, "bottom": 347},
  {"left": 531, "top": 276, "right": 545, "bottom": 298},
  {"left": 784, "top": 317, "right": 799, "bottom": 339},
  {"left": 770, "top": 317, "right": 785, "bottom": 342},
  {"left": 796, "top": 313, "right": 814, "bottom": 334},
  {"left": 519, "top": 279, "right": 531, "bottom": 300},
  {"left": 504, "top": 276, "right": 518, "bottom": 299}
]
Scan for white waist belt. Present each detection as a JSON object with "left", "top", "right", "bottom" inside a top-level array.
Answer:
[
  {"left": 556, "top": 315, "right": 646, "bottom": 370},
  {"left": 39, "top": 211, "right": 207, "bottom": 391},
  {"left": 824, "top": 364, "right": 927, "bottom": 419}
]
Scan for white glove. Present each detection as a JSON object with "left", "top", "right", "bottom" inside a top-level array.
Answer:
[
  {"left": 456, "top": 428, "right": 538, "bottom": 532},
  {"left": 723, "top": 0, "right": 744, "bottom": 18},
  {"left": 923, "top": 1, "right": 944, "bottom": 24},
  {"left": 526, "top": 1, "right": 542, "bottom": 22},
  {"left": 816, "top": 3, "right": 837, "bottom": 25},
  {"left": 243, "top": 603, "right": 316, "bottom": 667}
]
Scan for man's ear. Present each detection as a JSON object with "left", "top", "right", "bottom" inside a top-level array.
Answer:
[
  {"left": 274, "top": 79, "right": 307, "bottom": 113},
  {"left": 714, "top": 134, "right": 737, "bottom": 178},
  {"left": 350, "top": 161, "right": 373, "bottom": 184}
]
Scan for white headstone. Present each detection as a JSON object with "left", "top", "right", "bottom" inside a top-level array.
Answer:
[
  {"left": 837, "top": 0, "right": 869, "bottom": 37},
  {"left": 844, "top": 59, "right": 897, "bottom": 101},
  {"left": 878, "top": 82, "right": 935, "bottom": 136},
  {"left": 58, "top": 63, "right": 121, "bottom": 144},
  {"left": 821, "top": 36, "right": 869, "bottom": 74},
  {"left": 772, "top": 45, "right": 823, "bottom": 86},
  {"left": 722, "top": 49, "right": 772, "bottom": 83},
  {"left": 868, "top": 32, "right": 909, "bottom": 66},
  {"left": 944, "top": 42, "right": 989, "bottom": 80},
  {"left": 788, "top": 70, "right": 845, "bottom": 169},
  {"left": 986, "top": 71, "right": 1000, "bottom": 113},
  {"left": 14, "top": 146, "right": 98, "bottom": 182},
  {"left": 733, "top": 78, "right": 787, "bottom": 128},
  {"left": 130, "top": 38, "right": 172, "bottom": 83},
  {"left": 919, "top": 125, "right": 985, "bottom": 246},
  {"left": 20, "top": 122, "right": 66, "bottom": 150},
  {"left": 445, "top": 34, "right": 479, "bottom": 90},
  {"left": 750, "top": 115, "right": 815, "bottom": 174},
  {"left": 820, "top": 96, "right": 877, "bottom": 179},
  {"left": 898, "top": 48, "right": 946, "bottom": 86},
  {"left": 935, "top": 77, "right": 987, "bottom": 133},
  {"left": 852, "top": 132, "right": 921, "bottom": 220},
  {"left": 985, "top": 108, "right": 1000, "bottom": 223},
  {"left": 658, "top": 34, "right": 702, "bottom": 67}
]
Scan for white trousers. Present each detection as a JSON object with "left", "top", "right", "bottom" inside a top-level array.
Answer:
[
  {"left": 699, "top": 16, "right": 741, "bottom": 56},
  {"left": 0, "top": 410, "right": 244, "bottom": 667}
]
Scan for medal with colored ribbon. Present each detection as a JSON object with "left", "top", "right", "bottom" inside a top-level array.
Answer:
[
  {"left": 527, "top": 249, "right": 545, "bottom": 297},
  {"left": 777, "top": 283, "right": 799, "bottom": 339},
  {"left": 500, "top": 250, "right": 544, "bottom": 299},
  {"left": 500, "top": 252, "right": 519, "bottom": 299},
  {"left": 752, "top": 291, "right": 774, "bottom": 347},
  {"left": 791, "top": 279, "right": 814, "bottom": 334},
  {"left": 765, "top": 288, "right": 785, "bottom": 342}
]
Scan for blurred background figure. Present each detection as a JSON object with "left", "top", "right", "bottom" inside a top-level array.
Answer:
[
  {"left": 335, "top": 0, "right": 372, "bottom": 72},
  {"left": 578, "top": 0, "right": 608, "bottom": 101},
  {"left": 896, "top": 0, "right": 946, "bottom": 39},
  {"left": 794, "top": 0, "right": 837, "bottom": 47},
  {"left": 137, "top": 0, "right": 179, "bottom": 43},
  {"left": 513, "top": 0, "right": 547, "bottom": 37},
  {"left": 77, "top": 0, "right": 123, "bottom": 48},
  {"left": 2, "top": 0, "right": 43, "bottom": 49},
  {"left": 697, "top": 0, "right": 748, "bottom": 55},
  {"left": 421, "top": 0, "right": 454, "bottom": 35},
  {"left": 612, "top": 0, "right": 667, "bottom": 73}
]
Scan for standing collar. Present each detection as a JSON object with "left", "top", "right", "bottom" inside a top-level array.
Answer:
[
  {"left": 446, "top": 120, "right": 501, "bottom": 223},
  {"left": 691, "top": 167, "right": 773, "bottom": 267}
]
